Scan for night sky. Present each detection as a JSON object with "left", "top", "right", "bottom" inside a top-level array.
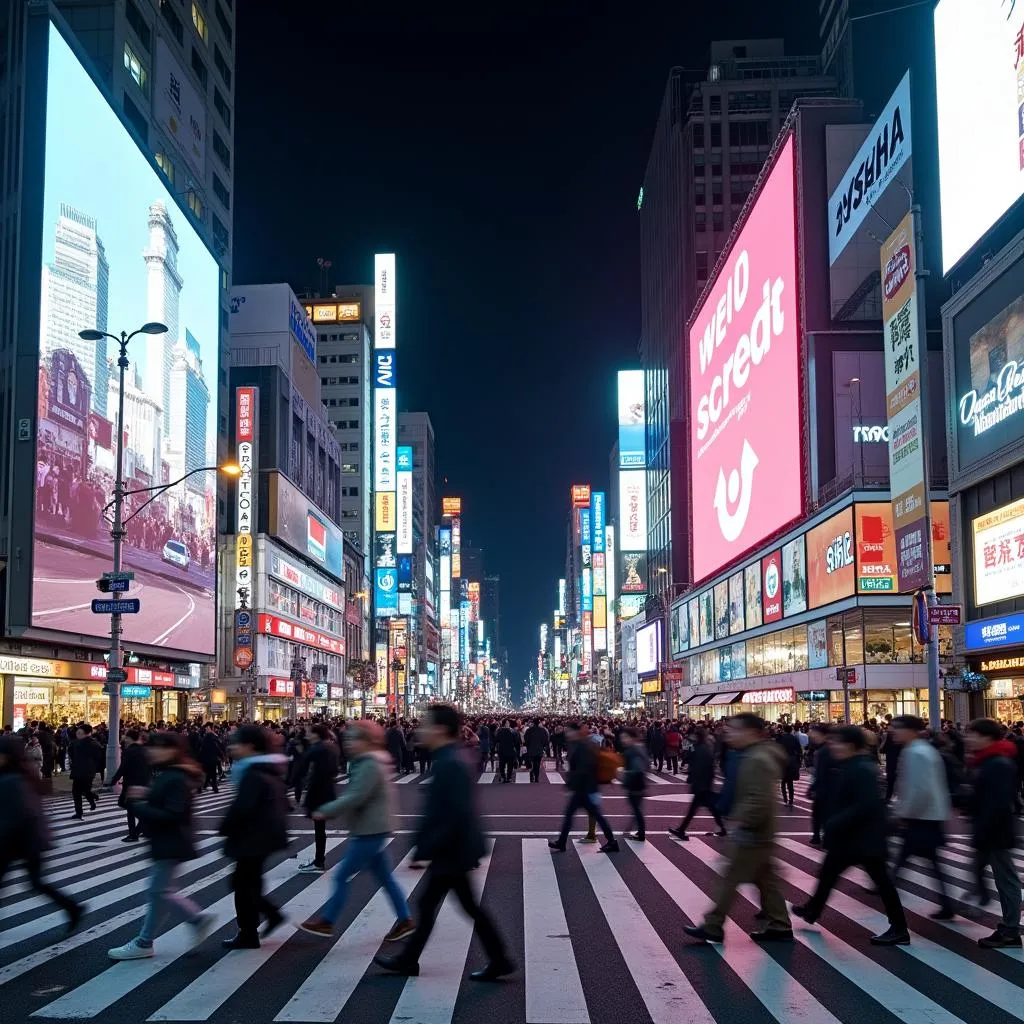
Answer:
[{"left": 234, "top": 1, "right": 816, "bottom": 697}]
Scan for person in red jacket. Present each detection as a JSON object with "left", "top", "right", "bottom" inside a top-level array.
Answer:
[{"left": 664, "top": 724, "right": 683, "bottom": 775}]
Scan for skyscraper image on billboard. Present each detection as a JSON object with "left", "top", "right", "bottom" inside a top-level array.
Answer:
[{"left": 31, "top": 25, "right": 219, "bottom": 656}]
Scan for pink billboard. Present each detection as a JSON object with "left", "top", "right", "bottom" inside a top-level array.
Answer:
[{"left": 688, "top": 135, "right": 802, "bottom": 582}]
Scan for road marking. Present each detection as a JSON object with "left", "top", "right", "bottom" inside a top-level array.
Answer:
[
  {"left": 387, "top": 843, "right": 494, "bottom": 1024},
  {"left": 628, "top": 837, "right": 843, "bottom": 1024},
  {"left": 521, "top": 839, "right": 589, "bottom": 1024},
  {"left": 478, "top": 772, "right": 496, "bottom": 784},
  {"left": 514, "top": 774, "right": 531, "bottom": 784},
  {"left": 578, "top": 847, "right": 716, "bottom": 1024},
  {"left": 274, "top": 850, "right": 422, "bottom": 1022},
  {"left": 644, "top": 773, "right": 672, "bottom": 785},
  {"left": 545, "top": 772, "right": 564, "bottom": 786},
  {"left": 152, "top": 585, "right": 196, "bottom": 646},
  {"left": 32, "top": 843, "right": 322, "bottom": 1019},
  {"left": 147, "top": 840, "right": 346, "bottom": 1020},
  {"left": 393, "top": 773, "right": 421, "bottom": 784}
]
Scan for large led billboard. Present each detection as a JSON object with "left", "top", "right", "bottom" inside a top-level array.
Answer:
[
  {"left": 31, "top": 24, "right": 219, "bottom": 656},
  {"left": 935, "top": 1, "right": 1024, "bottom": 271},
  {"left": 688, "top": 135, "right": 801, "bottom": 582},
  {"left": 618, "top": 470, "right": 647, "bottom": 551},
  {"left": 636, "top": 620, "right": 661, "bottom": 676},
  {"left": 617, "top": 370, "right": 646, "bottom": 467}
]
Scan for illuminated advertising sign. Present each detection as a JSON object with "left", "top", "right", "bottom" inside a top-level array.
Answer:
[
  {"left": 235, "top": 387, "right": 257, "bottom": 614},
  {"left": 592, "top": 492, "right": 606, "bottom": 553},
  {"left": 268, "top": 549, "right": 342, "bottom": 608},
  {"left": 688, "top": 136, "right": 801, "bottom": 582},
  {"left": 558, "top": 578, "right": 567, "bottom": 615},
  {"left": 594, "top": 595, "right": 607, "bottom": 632},
  {"left": 670, "top": 602, "right": 689, "bottom": 657},
  {"left": 762, "top": 550, "right": 783, "bottom": 623},
  {"left": 582, "top": 611, "right": 593, "bottom": 673},
  {"left": 618, "top": 369, "right": 646, "bottom": 467},
  {"left": 374, "top": 387, "right": 396, "bottom": 493},
  {"left": 29, "top": 24, "right": 220, "bottom": 656},
  {"left": 636, "top": 620, "right": 661, "bottom": 676},
  {"left": 782, "top": 535, "right": 807, "bottom": 616},
  {"left": 620, "top": 551, "right": 647, "bottom": 594},
  {"left": 258, "top": 613, "right": 345, "bottom": 656},
  {"left": 593, "top": 557, "right": 606, "bottom": 597},
  {"left": 267, "top": 472, "right": 344, "bottom": 579},
  {"left": 744, "top": 687, "right": 796, "bottom": 705},
  {"left": 442, "top": 496, "right": 462, "bottom": 517},
  {"left": 806, "top": 506, "right": 856, "bottom": 608},
  {"left": 396, "top": 445, "right": 413, "bottom": 555},
  {"left": 935, "top": 1, "right": 1024, "bottom": 271},
  {"left": 374, "top": 253, "right": 396, "bottom": 349},
  {"left": 304, "top": 300, "right": 361, "bottom": 324},
  {"left": 571, "top": 484, "right": 591, "bottom": 508},
  {"left": 375, "top": 567, "right": 399, "bottom": 616},
  {"left": 881, "top": 212, "right": 930, "bottom": 591},
  {"left": 744, "top": 562, "right": 762, "bottom": 629},
  {"left": 580, "top": 508, "right": 592, "bottom": 548},
  {"left": 713, "top": 580, "right": 729, "bottom": 640},
  {"left": 582, "top": 567, "right": 593, "bottom": 611},
  {"left": 973, "top": 498, "right": 1024, "bottom": 605},
  {"left": 619, "top": 470, "right": 647, "bottom": 552},
  {"left": 853, "top": 502, "right": 951, "bottom": 595},
  {"left": 966, "top": 612, "right": 1024, "bottom": 651},
  {"left": 828, "top": 72, "right": 912, "bottom": 265}
]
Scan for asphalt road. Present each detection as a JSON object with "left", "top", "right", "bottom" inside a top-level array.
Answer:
[
  {"left": 1, "top": 761, "right": 1021, "bottom": 1024},
  {"left": 32, "top": 540, "right": 214, "bottom": 653}
]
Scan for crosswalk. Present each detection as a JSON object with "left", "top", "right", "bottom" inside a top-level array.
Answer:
[{"left": 2, "top": 791, "right": 1023, "bottom": 1022}]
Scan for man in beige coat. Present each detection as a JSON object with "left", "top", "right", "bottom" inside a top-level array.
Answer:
[{"left": 684, "top": 712, "right": 793, "bottom": 944}]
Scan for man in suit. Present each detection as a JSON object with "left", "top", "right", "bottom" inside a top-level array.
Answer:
[
  {"left": 494, "top": 718, "right": 518, "bottom": 783},
  {"left": 523, "top": 718, "right": 549, "bottom": 783},
  {"left": 69, "top": 724, "right": 102, "bottom": 819},
  {"left": 375, "top": 704, "right": 513, "bottom": 981}
]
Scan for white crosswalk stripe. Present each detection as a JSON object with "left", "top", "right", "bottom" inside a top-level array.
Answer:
[{"left": 5, "top": 799, "right": 1024, "bottom": 1024}]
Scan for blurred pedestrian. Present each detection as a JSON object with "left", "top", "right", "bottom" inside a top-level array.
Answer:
[
  {"left": 791, "top": 726, "right": 909, "bottom": 946},
  {"left": 684, "top": 714, "right": 791, "bottom": 944},
  {"left": 69, "top": 724, "right": 101, "bottom": 819},
  {"left": 111, "top": 729, "right": 151, "bottom": 843},
  {"left": 669, "top": 726, "right": 726, "bottom": 842},
  {"left": 294, "top": 723, "right": 339, "bottom": 874},
  {"left": 375, "top": 705, "right": 513, "bottom": 981},
  {"left": 549, "top": 722, "right": 618, "bottom": 853},
  {"left": 806, "top": 724, "right": 836, "bottom": 848},
  {"left": 621, "top": 727, "right": 648, "bottom": 841}
]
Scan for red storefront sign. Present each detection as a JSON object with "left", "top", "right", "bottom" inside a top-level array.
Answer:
[
  {"left": 267, "top": 678, "right": 295, "bottom": 697},
  {"left": 87, "top": 664, "right": 176, "bottom": 687},
  {"left": 258, "top": 613, "right": 345, "bottom": 656}
]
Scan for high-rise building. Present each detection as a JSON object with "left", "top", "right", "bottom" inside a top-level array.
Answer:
[
  {"left": 639, "top": 40, "right": 835, "bottom": 599},
  {"left": 167, "top": 329, "right": 210, "bottom": 497},
  {"left": 481, "top": 573, "right": 502, "bottom": 662},
  {"left": 305, "top": 288, "right": 374, "bottom": 576},
  {"left": 398, "top": 411, "right": 438, "bottom": 685},
  {"left": 144, "top": 201, "right": 181, "bottom": 432},
  {"left": 39, "top": 205, "right": 110, "bottom": 415}
]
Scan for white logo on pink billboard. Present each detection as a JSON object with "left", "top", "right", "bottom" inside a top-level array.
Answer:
[{"left": 688, "top": 137, "right": 802, "bottom": 582}]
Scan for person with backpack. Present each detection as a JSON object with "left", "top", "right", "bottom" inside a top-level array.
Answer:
[
  {"left": 107, "top": 732, "right": 210, "bottom": 959},
  {"left": 549, "top": 722, "right": 618, "bottom": 853}
]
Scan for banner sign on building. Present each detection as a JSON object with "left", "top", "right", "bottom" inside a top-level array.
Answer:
[
  {"left": 618, "top": 470, "right": 647, "bottom": 552},
  {"left": 396, "top": 445, "right": 413, "bottom": 555},
  {"left": 828, "top": 71, "right": 912, "bottom": 265},
  {"left": 592, "top": 492, "right": 606, "bottom": 553},
  {"left": 235, "top": 387, "right": 257, "bottom": 615},
  {"left": 442, "top": 496, "right": 462, "bottom": 517},
  {"left": 880, "top": 212, "right": 931, "bottom": 591},
  {"left": 617, "top": 370, "right": 646, "bottom": 467},
  {"left": 373, "top": 254, "right": 398, "bottom": 621}
]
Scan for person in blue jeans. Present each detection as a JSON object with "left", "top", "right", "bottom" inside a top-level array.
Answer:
[{"left": 298, "top": 720, "right": 414, "bottom": 940}]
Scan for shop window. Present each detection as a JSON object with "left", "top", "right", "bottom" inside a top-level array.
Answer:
[
  {"left": 843, "top": 609, "right": 864, "bottom": 665},
  {"left": 826, "top": 615, "right": 845, "bottom": 666},
  {"left": 790, "top": 624, "right": 808, "bottom": 672}
]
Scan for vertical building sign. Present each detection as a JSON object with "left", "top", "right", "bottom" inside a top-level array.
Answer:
[
  {"left": 234, "top": 387, "right": 257, "bottom": 670},
  {"left": 617, "top": 370, "right": 646, "bottom": 468},
  {"left": 396, "top": 446, "right": 413, "bottom": 554},
  {"left": 374, "top": 254, "right": 398, "bottom": 616},
  {"left": 606, "top": 525, "right": 616, "bottom": 662},
  {"left": 880, "top": 215, "right": 930, "bottom": 590}
]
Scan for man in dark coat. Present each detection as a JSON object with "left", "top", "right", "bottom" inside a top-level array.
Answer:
[
  {"left": 386, "top": 719, "right": 407, "bottom": 775},
  {"left": 776, "top": 724, "right": 802, "bottom": 806},
  {"left": 68, "top": 724, "right": 102, "bottom": 819},
  {"left": 296, "top": 723, "right": 339, "bottom": 873},
  {"left": 374, "top": 704, "right": 513, "bottom": 981},
  {"left": 806, "top": 724, "right": 836, "bottom": 847},
  {"left": 669, "top": 726, "right": 725, "bottom": 840},
  {"left": 111, "top": 729, "right": 151, "bottom": 842},
  {"left": 494, "top": 719, "right": 518, "bottom": 783},
  {"left": 523, "top": 718, "right": 549, "bottom": 783},
  {"left": 199, "top": 724, "right": 222, "bottom": 793},
  {"left": 549, "top": 723, "right": 618, "bottom": 852},
  {"left": 219, "top": 726, "right": 289, "bottom": 949},
  {"left": 962, "top": 719, "right": 1022, "bottom": 948},
  {"left": 791, "top": 726, "right": 909, "bottom": 946}
]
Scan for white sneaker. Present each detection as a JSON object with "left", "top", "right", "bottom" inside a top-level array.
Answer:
[
  {"left": 108, "top": 938, "right": 154, "bottom": 960},
  {"left": 190, "top": 913, "right": 215, "bottom": 948},
  {"left": 297, "top": 860, "right": 324, "bottom": 874}
]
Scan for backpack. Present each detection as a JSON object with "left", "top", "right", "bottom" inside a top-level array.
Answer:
[{"left": 595, "top": 748, "right": 623, "bottom": 785}]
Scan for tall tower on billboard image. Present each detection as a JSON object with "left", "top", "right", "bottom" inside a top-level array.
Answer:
[
  {"left": 39, "top": 204, "right": 110, "bottom": 416},
  {"left": 167, "top": 330, "right": 210, "bottom": 499},
  {"left": 143, "top": 201, "right": 182, "bottom": 434}
]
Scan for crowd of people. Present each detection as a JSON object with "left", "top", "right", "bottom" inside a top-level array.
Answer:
[{"left": 1, "top": 707, "right": 1023, "bottom": 975}]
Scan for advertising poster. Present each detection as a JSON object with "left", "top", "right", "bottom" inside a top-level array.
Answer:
[
  {"left": 955, "top": 290, "right": 1024, "bottom": 470},
  {"left": 782, "top": 536, "right": 807, "bottom": 616},
  {"left": 854, "top": 501, "right": 950, "bottom": 594},
  {"left": 808, "top": 619, "right": 829, "bottom": 669},
  {"left": 729, "top": 641, "right": 746, "bottom": 681},
  {"left": 33, "top": 26, "right": 218, "bottom": 656},
  {"left": 714, "top": 580, "right": 729, "bottom": 640},
  {"left": 728, "top": 571, "right": 745, "bottom": 635},
  {"left": 617, "top": 370, "right": 646, "bottom": 467},
  {"left": 973, "top": 498, "right": 1024, "bottom": 605},
  {"left": 935, "top": 0, "right": 1024, "bottom": 270},
  {"left": 744, "top": 562, "right": 763, "bottom": 628},
  {"left": 688, "top": 598, "right": 700, "bottom": 650},
  {"left": 880, "top": 212, "right": 931, "bottom": 591},
  {"left": 806, "top": 506, "right": 856, "bottom": 608},
  {"left": 268, "top": 472, "right": 344, "bottom": 580},
  {"left": 620, "top": 551, "right": 647, "bottom": 595},
  {"left": 636, "top": 620, "right": 661, "bottom": 675},
  {"left": 670, "top": 602, "right": 689, "bottom": 657},
  {"left": 762, "top": 550, "right": 783, "bottom": 623},
  {"left": 618, "top": 471, "right": 647, "bottom": 551},
  {"left": 699, "top": 590, "right": 714, "bottom": 645},
  {"left": 932, "top": 501, "right": 953, "bottom": 595},
  {"left": 396, "top": 445, "right": 413, "bottom": 555},
  {"left": 592, "top": 492, "right": 606, "bottom": 553},
  {"left": 688, "top": 136, "right": 802, "bottom": 582}
]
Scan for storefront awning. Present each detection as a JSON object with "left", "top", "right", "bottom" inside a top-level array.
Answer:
[
  {"left": 683, "top": 694, "right": 712, "bottom": 707},
  {"left": 707, "top": 691, "right": 744, "bottom": 705}
]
